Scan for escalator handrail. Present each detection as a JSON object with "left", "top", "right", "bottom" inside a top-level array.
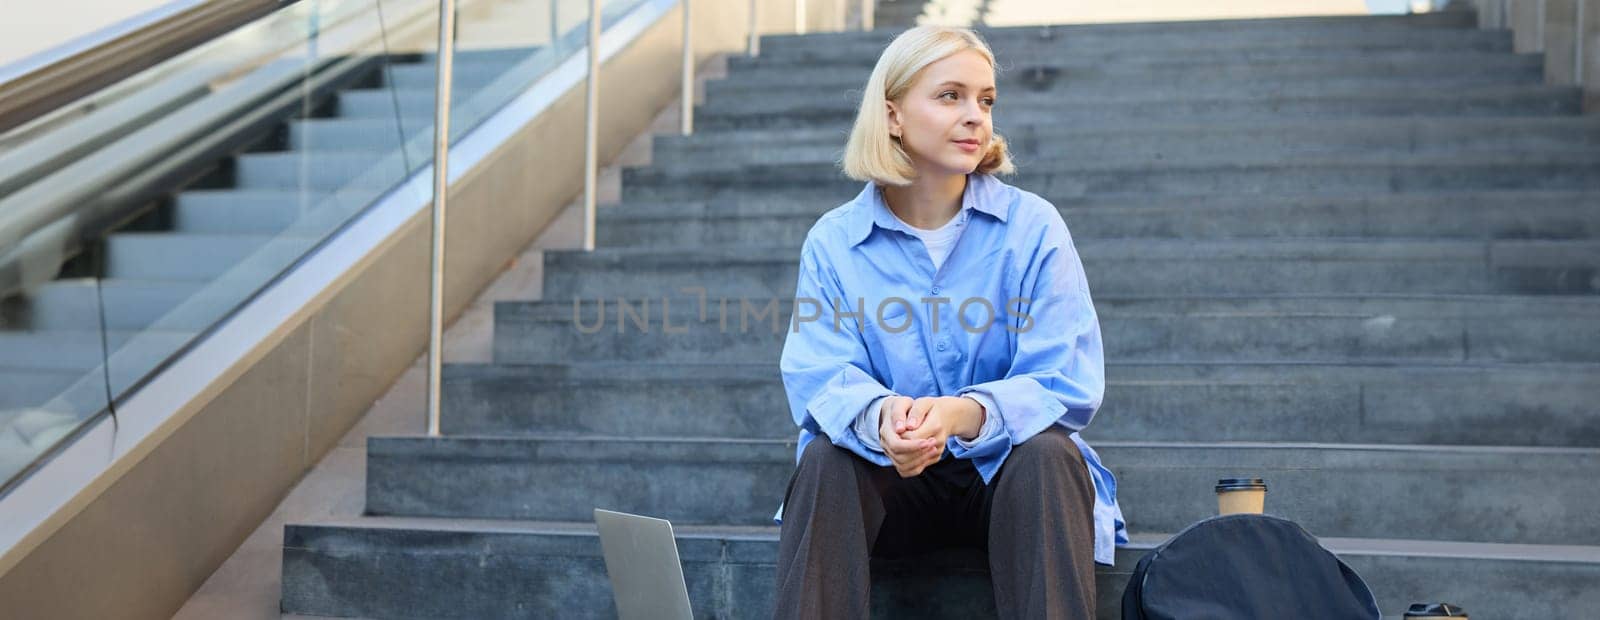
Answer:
[{"left": 0, "top": 0, "right": 301, "bottom": 136}]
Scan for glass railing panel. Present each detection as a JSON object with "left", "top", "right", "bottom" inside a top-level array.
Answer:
[
  {"left": 0, "top": 0, "right": 662, "bottom": 491},
  {"left": 0, "top": 0, "right": 425, "bottom": 490}
]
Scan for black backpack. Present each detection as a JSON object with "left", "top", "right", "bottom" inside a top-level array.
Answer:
[{"left": 1122, "top": 514, "right": 1380, "bottom": 619}]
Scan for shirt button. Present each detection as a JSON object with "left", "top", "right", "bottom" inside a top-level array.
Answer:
[
  {"left": 930, "top": 286, "right": 941, "bottom": 295},
  {"left": 936, "top": 341, "right": 948, "bottom": 351}
]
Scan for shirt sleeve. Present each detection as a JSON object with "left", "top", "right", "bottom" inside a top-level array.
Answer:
[
  {"left": 780, "top": 237, "right": 896, "bottom": 467},
  {"left": 955, "top": 212, "right": 1105, "bottom": 484}
]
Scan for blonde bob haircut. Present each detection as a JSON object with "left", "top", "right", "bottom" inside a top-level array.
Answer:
[{"left": 841, "top": 25, "right": 1016, "bottom": 187}]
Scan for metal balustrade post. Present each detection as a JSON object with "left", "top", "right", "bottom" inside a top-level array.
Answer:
[
  {"left": 861, "top": 0, "right": 873, "bottom": 30},
  {"left": 1538, "top": 0, "right": 1547, "bottom": 52},
  {"left": 748, "top": 0, "right": 761, "bottom": 56},
  {"left": 425, "top": 0, "right": 458, "bottom": 437},
  {"left": 682, "top": 0, "right": 694, "bottom": 135},
  {"left": 1576, "top": 0, "right": 1587, "bottom": 84},
  {"left": 583, "top": 0, "right": 600, "bottom": 251}
]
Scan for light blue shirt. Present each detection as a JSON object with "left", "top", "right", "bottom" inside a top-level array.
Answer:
[{"left": 773, "top": 171, "right": 1127, "bottom": 567}]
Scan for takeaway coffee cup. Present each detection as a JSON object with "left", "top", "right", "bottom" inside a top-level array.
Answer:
[
  {"left": 1404, "top": 603, "right": 1467, "bottom": 618},
  {"left": 1214, "top": 478, "right": 1267, "bottom": 515}
]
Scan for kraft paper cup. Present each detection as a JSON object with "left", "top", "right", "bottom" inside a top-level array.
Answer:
[{"left": 1214, "top": 478, "right": 1267, "bottom": 515}]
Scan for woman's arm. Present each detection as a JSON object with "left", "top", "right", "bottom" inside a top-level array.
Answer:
[{"left": 779, "top": 238, "right": 898, "bottom": 467}]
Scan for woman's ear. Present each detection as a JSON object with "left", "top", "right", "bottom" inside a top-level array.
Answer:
[{"left": 884, "top": 100, "right": 902, "bottom": 140}]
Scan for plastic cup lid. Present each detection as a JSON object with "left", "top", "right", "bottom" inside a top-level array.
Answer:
[
  {"left": 1404, "top": 602, "right": 1467, "bottom": 617},
  {"left": 1214, "top": 478, "right": 1267, "bottom": 493}
]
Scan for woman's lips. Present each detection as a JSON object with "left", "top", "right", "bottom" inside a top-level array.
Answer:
[{"left": 953, "top": 139, "right": 980, "bottom": 153}]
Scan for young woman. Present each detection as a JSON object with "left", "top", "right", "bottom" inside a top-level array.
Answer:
[{"left": 773, "top": 25, "right": 1126, "bottom": 618}]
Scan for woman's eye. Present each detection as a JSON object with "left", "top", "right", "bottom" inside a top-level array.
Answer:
[
  {"left": 940, "top": 91, "right": 958, "bottom": 101},
  {"left": 983, "top": 98, "right": 996, "bottom": 107}
]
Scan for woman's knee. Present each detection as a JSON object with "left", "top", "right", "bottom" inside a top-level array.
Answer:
[
  {"left": 786, "top": 436, "right": 872, "bottom": 521},
  {"left": 798, "top": 434, "right": 857, "bottom": 476},
  {"left": 996, "top": 427, "right": 1096, "bottom": 513},
  {"left": 1007, "top": 426, "right": 1085, "bottom": 473}
]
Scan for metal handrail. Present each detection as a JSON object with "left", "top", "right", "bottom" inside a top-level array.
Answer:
[
  {"left": 0, "top": 0, "right": 454, "bottom": 302},
  {"left": 0, "top": 0, "right": 298, "bottom": 136}
]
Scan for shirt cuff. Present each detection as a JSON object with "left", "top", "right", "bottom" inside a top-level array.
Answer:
[
  {"left": 948, "top": 392, "right": 1011, "bottom": 484},
  {"left": 854, "top": 395, "right": 894, "bottom": 454},
  {"left": 954, "top": 395, "right": 1001, "bottom": 449}
]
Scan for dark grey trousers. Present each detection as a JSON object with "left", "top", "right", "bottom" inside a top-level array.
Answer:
[{"left": 774, "top": 425, "right": 1098, "bottom": 619}]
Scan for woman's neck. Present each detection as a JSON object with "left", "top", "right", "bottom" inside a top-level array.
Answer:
[{"left": 880, "top": 172, "right": 967, "bottom": 230}]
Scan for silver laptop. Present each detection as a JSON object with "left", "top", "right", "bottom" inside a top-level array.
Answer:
[{"left": 593, "top": 508, "right": 694, "bottom": 620}]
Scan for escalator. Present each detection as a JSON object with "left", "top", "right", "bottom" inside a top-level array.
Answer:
[{"left": 0, "top": 0, "right": 637, "bottom": 492}]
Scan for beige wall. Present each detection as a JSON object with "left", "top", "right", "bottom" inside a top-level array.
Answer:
[
  {"left": 1477, "top": 0, "right": 1600, "bottom": 110},
  {"left": 0, "top": 1, "right": 175, "bottom": 67}
]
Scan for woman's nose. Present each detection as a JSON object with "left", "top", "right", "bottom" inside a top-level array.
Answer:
[{"left": 963, "top": 102, "right": 985, "bottom": 125}]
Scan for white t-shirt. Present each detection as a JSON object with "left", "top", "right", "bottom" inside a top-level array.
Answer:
[{"left": 892, "top": 208, "right": 965, "bottom": 271}]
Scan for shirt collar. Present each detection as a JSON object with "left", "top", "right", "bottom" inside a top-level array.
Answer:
[{"left": 848, "top": 172, "right": 1009, "bottom": 248}]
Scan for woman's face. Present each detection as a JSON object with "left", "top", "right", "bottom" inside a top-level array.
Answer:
[{"left": 886, "top": 49, "right": 997, "bottom": 179}]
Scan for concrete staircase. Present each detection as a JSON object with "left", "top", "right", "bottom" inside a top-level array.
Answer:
[{"left": 281, "top": 10, "right": 1600, "bottom": 618}]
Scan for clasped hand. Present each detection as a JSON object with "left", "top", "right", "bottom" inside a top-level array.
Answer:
[{"left": 878, "top": 395, "right": 986, "bottom": 478}]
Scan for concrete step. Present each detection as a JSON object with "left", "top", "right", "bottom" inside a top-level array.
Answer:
[
  {"left": 439, "top": 360, "right": 1600, "bottom": 447},
  {"left": 746, "top": 24, "right": 1512, "bottom": 61},
  {"left": 280, "top": 517, "right": 1600, "bottom": 618},
  {"left": 541, "top": 240, "right": 1600, "bottom": 299},
  {"left": 103, "top": 233, "right": 317, "bottom": 282},
  {"left": 729, "top": 46, "right": 1534, "bottom": 74},
  {"left": 363, "top": 434, "right": 1600, "bottom": 546},
  {"left": 698, "top": 80, "right": 1576, "bottom": 114},
  {"left": 596, "top": 189, "right": 1598, "bottom": 220},
  {"left": 653, "top": 116, "right": 1600, "bottom": 154},
  {"left": 627, "top": 149, "right": 1600, "bottom": 180},
  {"left": 630, "top": 148, "right": 1600, "bottom": 187},
  {"left": 491, "top": 295, "right": 1600, "bottom": 365},
  {"left": 620, "top": 157, "right": 1600, "bottom": 201},
  {"left": 232, "top": 150, "right": 406, "bottom": 192},
  {"left": 710, "top": 53, "right": 1543, "bottom": 92},
  {"left": 762, "top": 12, "right": 1479, "bottom": 55},
  {"left": 653, "top": 119, "right": 1600, "bottom": 171},
  {"left": 596, "top": 191, "right": 1600, "bottom": 246},
  {"left": 693, "top": 87, "right": 1581, "bottom": 132},
  {"left": 280, "top": 519, "right": 1109, "bottom": 619},
  {"left": 706, "top": 69, "right": 1544, "bottom": 105}
]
